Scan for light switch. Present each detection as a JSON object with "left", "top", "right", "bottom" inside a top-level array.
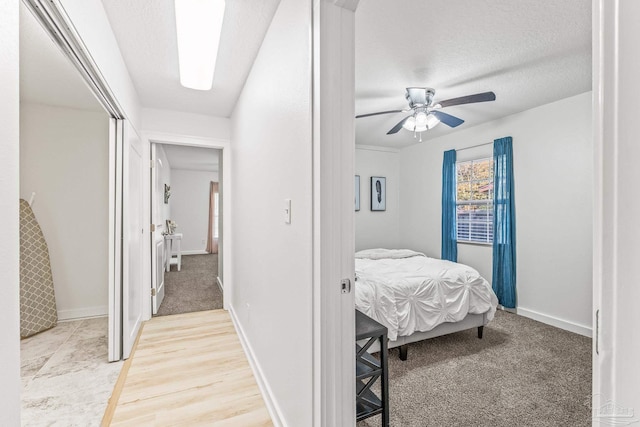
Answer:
[{"left": 284, "top": 199, "right": 291, "bottom": 224}]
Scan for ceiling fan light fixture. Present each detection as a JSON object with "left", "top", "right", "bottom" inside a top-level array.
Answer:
[
  {"left": 425, "top": 113, "right": 440, "bottom": 129},
  {"left": 175, "top": 0, "right": 226, "bottom": 91},
  {"left": 357, "top": 87, "right": 494, "bottom": 138},
  {"left": 402, "top": 112, "right": 440, "bottom": 133},
  {"left": 402, "top": 116, "right": 419, "bottom": 132}
]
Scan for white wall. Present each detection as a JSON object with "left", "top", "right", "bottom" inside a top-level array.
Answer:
[
  {"left": 399, "top": 92, "right": 593, "bottom": 335},
  {"left": 20, "top": 103, "right": 110, "bottom": 320},
  {"left": 355, "top": 146, "right": 400, "bottom": 251},
  {"left": 230, "top": 0, "right": 312, "bottom": 424},
  {"left": 169, "top": 169, "right": 219, "bottom": 254},
  {"left": 59, "top": 0, "right": 141, "bottom": 130},
  {"left": 142, "top": 108, "right": 230, "bottom": 141},
  {"left": 0, "top": 1, "right": 22, "bottom": 423}
]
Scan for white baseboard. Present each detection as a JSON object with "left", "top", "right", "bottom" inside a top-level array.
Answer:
[
  {"left": 57, "top": 305, "right": 108, "bottom": 321},
  {"left": 174, "top": 250, "right": 209, "bottom": 256},
  {"left": 228, "top": 305, "right": 284, "bottom": 427},
  {"left": 516, "top": 307, "right": 592, "bottom": 337}
]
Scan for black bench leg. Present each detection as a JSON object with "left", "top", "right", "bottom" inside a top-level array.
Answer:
[
  {"left": 477, "top": 326, "right": 484, "bottom": 339},
  {"left": 399, "top": 344, "right": 408, "bottom": 361}
]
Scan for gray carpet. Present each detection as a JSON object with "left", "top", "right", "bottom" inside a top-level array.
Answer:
[
  {"left": 155, "top": 254, "right": 222, "bottom": 317},
  {"left": 359, "top": 310, "right": 592, "bottom": 427}
]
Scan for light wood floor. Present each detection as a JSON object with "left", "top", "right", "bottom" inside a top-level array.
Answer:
[{"left": 102, "top": 310, "right": 273, "bottom": 427}]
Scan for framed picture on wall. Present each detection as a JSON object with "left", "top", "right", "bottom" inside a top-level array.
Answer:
[
  {"left": 355, "top": 175, "right": 360, "bottom": 211},
  {"left": 164, "top": 184, "right": 171, "bottom": 204},
  {"left": 371, "top": 176, "right": 386, "bottom": 211}
]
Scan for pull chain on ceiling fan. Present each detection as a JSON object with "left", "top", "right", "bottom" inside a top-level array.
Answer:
[{"left": 356, "top": 87, "right": 496, "bottom": 141}]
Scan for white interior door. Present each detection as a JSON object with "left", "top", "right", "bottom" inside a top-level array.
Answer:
[
  {"left": 150, "top": 143, "right": 165, "bottom": 314},
  {"left": 312, "top": 2, "right": 356, "bottom": 424},
  {"left": 593, "top": 1, "right": 640, "bottom": 423},
  {"left": 122, "top": 120, "right": 143, "bottom": 359}
]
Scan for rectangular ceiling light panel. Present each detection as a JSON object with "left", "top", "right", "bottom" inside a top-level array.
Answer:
[{"left": 175, "top": 0, "right": 225, "bottom": 91}]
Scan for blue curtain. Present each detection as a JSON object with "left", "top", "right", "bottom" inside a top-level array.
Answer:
[
  {"left": 441, "top": 149, "right": 457, "bottom": 262},
  {"left": 492, "top": 137, "right": 516, "bottom": 308}
]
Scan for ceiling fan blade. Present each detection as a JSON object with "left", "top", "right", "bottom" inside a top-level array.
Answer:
[
  {"left": 387, "top": 115, "right": 412, "bottom": 134},
  {"left": 432, "top": 110, "right": 465, "bottom": 128},
  {"left": 437, "top": 91, "right": 496, "bottom": 108},
  {"left": 356, "top": 109, "right": 404, "bottom": 119}
]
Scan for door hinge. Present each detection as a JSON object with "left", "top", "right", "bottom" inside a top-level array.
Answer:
[
  {"left": 341, "top": 278, "right": 351, "bottom": 294},
  {"left": 151, "top": 288, "right": 157, "bottom": 297},
  {"left": 150, "top": 224, "right": 156, "bottom": 232},
  {"left": 150, "top": 159, "right": 155, "bottom": 168}
]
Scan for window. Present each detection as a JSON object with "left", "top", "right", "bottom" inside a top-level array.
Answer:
[
  {"left": 456, "top": 158, "right": 493, "bottom": 244},
  {"left": 214, "top": 192, "right": 219, "bottom": 239}
]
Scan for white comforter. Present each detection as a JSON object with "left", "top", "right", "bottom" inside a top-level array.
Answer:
[{"left": 355, "top": 248, "right": 498, "bottom": 341}]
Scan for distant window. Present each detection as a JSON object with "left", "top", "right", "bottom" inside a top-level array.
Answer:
[
  {"left": 214, "top": 192, "right": 219, "bottom": 239},
  {"left": 456, "top": 158, "right": 493, "bottom": 244}
]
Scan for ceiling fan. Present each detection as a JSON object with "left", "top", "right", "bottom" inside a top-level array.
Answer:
[{"left": 356, "top": 87, "right": 496, "bottom": 142}]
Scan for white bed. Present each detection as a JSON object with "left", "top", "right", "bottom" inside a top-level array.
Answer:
[{"left": 355, "top": 248, "right": 498, "bottom": 360}]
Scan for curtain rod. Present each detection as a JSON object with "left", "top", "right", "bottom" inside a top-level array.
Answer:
[{"left": 456, "top": 141, "right": 493, "bottom": 152}]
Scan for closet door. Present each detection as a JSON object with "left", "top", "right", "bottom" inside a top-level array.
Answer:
[
  {"left": 108, "top": 119, "right": 123, "bottom": 362},
  {"left": 122, "top": 120, "right": 144, "bottom": 359}
]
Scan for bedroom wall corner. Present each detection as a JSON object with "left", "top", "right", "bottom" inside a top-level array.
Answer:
[
  {"left": 0, "top": 1, "right": 22, "bottom": 423},
  {"left": 169, "top": 168, "right": 219, "bottom": 253},
  {"left": 355, "top": 146, "right": 401, "bottom": 251},
  {"left": 398, "top": 92, "right": 593, "bottom": 335}
]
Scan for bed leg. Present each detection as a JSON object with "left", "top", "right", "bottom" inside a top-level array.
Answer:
[
  {"left": 477, "top": 326, "right": 484, "bottom": 339},
  {"left": 399, "top": 344, "right": 408, "bottom": 361}
]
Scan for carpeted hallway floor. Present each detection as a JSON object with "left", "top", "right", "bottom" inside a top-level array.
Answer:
[
  {"left": 156, "top": 254, "right": 222, "bottom": 317},
  {"left": 358, "top": 310, "right": 592, "bottom": 427}
]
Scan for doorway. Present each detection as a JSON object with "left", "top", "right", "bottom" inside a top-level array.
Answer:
[
  {"left": 150, "top": 143, "right": 223, "bottom": 317},
  {"left": 352, "top": 1, "right": 592, "bottom": 425},
  {"left": 20, "top": 0, "right": 145, "bottom": 364}
]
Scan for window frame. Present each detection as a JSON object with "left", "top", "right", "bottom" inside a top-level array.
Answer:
[{"left": 455, "top": 157, "right": 494, "bottom": 245}]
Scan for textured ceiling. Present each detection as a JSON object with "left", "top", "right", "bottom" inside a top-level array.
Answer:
[
  {"left": 20, "top": 3, "right": 103, "bottom": 111},
  {"left": 101, "top": 0, "right": 281, "bottom": 117},
  {"left": 162, "top": 144, "right": 220, "bottom": 172},
  {"left": 19, "top": 1, "right": 592, "bottom": 146},
  {"left": 355, "top": 0, "right": 592, "bottom": 148}
]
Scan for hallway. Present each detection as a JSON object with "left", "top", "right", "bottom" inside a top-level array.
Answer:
[{"left": 103, "top": 310, "right": 272, "bottom": 426}]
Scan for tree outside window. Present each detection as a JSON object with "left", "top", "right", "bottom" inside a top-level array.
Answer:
[{"left": 456, "top": 158, "right": 493, "bottom": 243}]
